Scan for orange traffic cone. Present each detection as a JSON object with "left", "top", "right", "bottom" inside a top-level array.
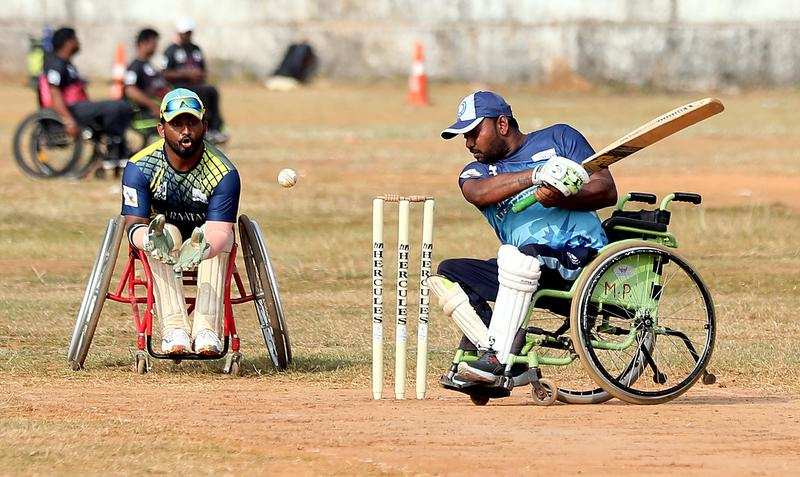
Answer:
[
  {"left": 109, "top": 43, "right": 126, "bottom": 99},
  {"left": 407, "top": 42, "right": 429, "bottom": 106}
]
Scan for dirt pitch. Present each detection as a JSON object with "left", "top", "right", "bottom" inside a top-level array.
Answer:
[{"left": 2, "top": 81, "right": 800, "bottom": 475}]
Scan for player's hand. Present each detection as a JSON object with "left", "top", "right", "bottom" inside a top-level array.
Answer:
[
  {"left": 533, "top": 156, "right": 589, "bottom": 197},
  {"left": 142, "top": 214, "right": 176, "bottom": 265},
  {"left": 173, "top": 227, "right": 210, "bottom": 273},
  {"left": 534, "top": 184, "right": 565, "bottom": 208}
]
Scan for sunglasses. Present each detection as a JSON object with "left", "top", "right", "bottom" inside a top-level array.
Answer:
[{"left": 161, "top": 96, "right": 204, "bottom": 115}]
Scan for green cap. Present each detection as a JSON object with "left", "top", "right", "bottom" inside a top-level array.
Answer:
[{"left": 160, "top": 88, "right": 205, "bottom": 122}]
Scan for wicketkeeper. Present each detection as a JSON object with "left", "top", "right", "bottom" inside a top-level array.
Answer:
[
  {"left": 429, "top": 91, "right": 617, "bottom": 383},
  {"left": 121, "top": 88, "right": 241, "bottom": 356}
]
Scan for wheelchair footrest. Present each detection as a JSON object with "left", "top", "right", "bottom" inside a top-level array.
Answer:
[{"left": 440, "top": 372, "right": 514, "bottom": 398}]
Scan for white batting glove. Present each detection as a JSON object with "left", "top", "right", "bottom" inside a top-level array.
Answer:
[
  {"left": 142, "top": 214, "right": 176, "bottom": 265},
  {"left": 532, "top": 156, "right": 590, "bottom": 197},
  {"left": 173, "top": 227, "right": 210, "bottom": 273}
]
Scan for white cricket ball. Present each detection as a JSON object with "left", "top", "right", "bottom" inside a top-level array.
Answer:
[{"left": 277, "top": 168, "right": 298, "bottom": 188}]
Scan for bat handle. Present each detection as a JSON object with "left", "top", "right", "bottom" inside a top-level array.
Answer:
[{"left": 512, "top": 189, "right": 539, "bottom": 213}]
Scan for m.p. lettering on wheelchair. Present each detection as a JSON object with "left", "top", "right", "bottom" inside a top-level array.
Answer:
[
  {"left": 429, "top": 91, "right": 617, "bottom": 387},
  {"left": 121, "top": 88, "right": 240, "bottom": 357}
]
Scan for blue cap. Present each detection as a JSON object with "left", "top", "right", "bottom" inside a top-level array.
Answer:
[{"left": 441, "top": 91, "right": 513, "bottom": 139}]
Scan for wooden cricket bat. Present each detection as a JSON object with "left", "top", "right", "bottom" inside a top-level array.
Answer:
[{"left": 512, "top": 97, "right": 724, "bottom": 213}]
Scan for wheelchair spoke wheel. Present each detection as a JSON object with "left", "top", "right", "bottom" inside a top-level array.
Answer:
[
  {"left": 67, "top": 216, "right": 124, "bottom": 370},
  {"left": 12, "top": 110, "right": 83, "bottom": 178},
  {"left": 570, "top": 242, "right": 715, "bottom": 404},
  {"left": 239, "top": 215, "right": 292, "bottom": 370}
]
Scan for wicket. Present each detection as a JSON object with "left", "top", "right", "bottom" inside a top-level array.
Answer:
[{"left": 372, "top": 194, "right": 435, "bottom": 400}]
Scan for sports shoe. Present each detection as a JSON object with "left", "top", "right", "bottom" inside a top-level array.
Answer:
[
  {"left": 194, "top": 329, "right": 223, "bottom": 355},
  {"left": 456, "top": 349, "right": 504, "bottom": 383},
  {"left": 161, "top": 328, "right": 191, "bottom": 355}
]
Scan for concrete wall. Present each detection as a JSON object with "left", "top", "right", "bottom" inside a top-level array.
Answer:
[{"left": 1, "top": 0, "right": 799, "bottom": 90}]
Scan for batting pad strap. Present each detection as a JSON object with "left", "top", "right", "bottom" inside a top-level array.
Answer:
[{"left": 127, "top": 223, "right": 147, "bottom": 249}]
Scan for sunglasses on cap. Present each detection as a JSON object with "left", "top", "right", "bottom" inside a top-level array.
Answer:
[{"left": 160, "top": 96, "right": 205, "bottom": 119}]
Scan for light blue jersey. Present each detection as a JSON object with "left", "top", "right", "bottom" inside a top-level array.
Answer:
[{"left": 458, "top": 124, "right": 607, "bottom": 250}]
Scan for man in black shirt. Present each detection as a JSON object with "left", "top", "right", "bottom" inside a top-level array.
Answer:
[
  {"left": 124, "top": 28, "right": 170, "bottom": 117},
  {"left": 162, "top": 18, "right": 229, "bottom": 144},
  {"left": 41, "top": 27, "right": 133, "bottom": 160}
]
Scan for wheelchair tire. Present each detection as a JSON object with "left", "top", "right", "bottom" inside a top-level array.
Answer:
[
  {"left": 12, "top": 110, "right": 83, "bottom": 178},
  {"left": 556, "top": 387, "right": 612, "bottom": 405},
  {"left": 238, "top": 215, "right": 292, "bottom": 370},
  {"left": 67, "top": 216, "right": 125, "bottom": 370},
  {"left": 570, "top": 241, "right": 715, "bottom": 405}
]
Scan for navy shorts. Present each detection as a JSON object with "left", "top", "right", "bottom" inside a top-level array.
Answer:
[{"left": 436, "top": 244, "right": 597, "bottom": 327}]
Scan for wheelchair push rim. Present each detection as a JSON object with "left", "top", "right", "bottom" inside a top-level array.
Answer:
[
  {"left": 238, "top": 215, "right": 292, "bottom": 370},
  {"left": 12, "top": 110, "right": 83, "bottom": 178},
  {"left": 570, "top": 241, "right": 715, "bottom": 405},
  {"left": 67, "top": 216, "right": 124, "bottom": 370}
]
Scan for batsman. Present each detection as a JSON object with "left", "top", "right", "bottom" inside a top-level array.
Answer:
[
  {"left": 430, "top": 91, "right": 617, "bottom": 385},
  {"left": 121, "top": 88, "right": 240, "bottom": 356}
]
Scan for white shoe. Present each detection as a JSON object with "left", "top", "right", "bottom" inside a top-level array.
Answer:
[
  {"left": 194, "top": 329, "right": 223, "bottom": 355},
  {"left": 161, "top": 328, "right": 191, "bottom": 355}
]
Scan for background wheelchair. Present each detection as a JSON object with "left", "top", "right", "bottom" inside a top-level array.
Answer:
[
  {"left": 67, "top": 215, "right": 291, "bottom": 375},
  {"left": 441, "top": 191, "right": 716, "bottom": 406},
  {"left": 12, "top": 106, "right": 157, "bottom": 179}
]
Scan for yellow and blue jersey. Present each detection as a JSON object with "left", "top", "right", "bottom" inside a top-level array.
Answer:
[
  {"left": 121, "top": 139, "right": 241, "bottom": 238},
  {"left": 458, "top": 124, "right": 607, "bottom": 252}
]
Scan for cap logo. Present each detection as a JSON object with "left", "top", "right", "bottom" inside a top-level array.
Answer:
[{"left": 457, "top": 100, "right": 467, "bottom": 118}]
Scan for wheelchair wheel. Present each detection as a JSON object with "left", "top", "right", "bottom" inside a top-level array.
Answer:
[
  {"left": 570, "top": 241, "right": 715, "bottom": 405},
  {"left": 67, "top": 216, "right": 125, "bottom": 370},
  {"left": 238, "top": 215, "right": 292, "bottom": 370},
  {"left": 12, "top": 110, "right": 83, "bottom": 178}
]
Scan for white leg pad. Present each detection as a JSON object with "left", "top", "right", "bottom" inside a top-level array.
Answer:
[
  {"left": 428, "top": 275, "right": 489, "bottom": 349},
  {"left": 150, "top": 258, "right": 190, "bottom": 332},
  {"left": 193, "top": 252, "right": 228, "bottom": 338},
  {"left": 488, "top": 245, "right": 541, "bottom": 364}
]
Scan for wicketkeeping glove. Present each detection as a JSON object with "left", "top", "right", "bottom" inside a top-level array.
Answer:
[
  {"left": 173, "top": 227, "right": 210, "bottom": 273},
  {"left": 532, "top": 156, "right": 590, "bottom": 197},
  {"left": 142, "top": 214, "right": 176, "bottom": 265}
]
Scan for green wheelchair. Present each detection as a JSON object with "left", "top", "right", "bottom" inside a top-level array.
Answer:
[{"left": 441, "top": 191, "right": 716, "bottom": 406}]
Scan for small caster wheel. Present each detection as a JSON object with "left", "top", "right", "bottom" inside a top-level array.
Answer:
[
  {"left": 470, "top": 394, "right": 490, "bottom": 406},
  {"left": 135, "top": 354, "right": 148, "bottom": 375},
  {"left": 531, "top": 378, "right": 557, "bottom": 406},
  {"left": 224, "top": 351, "right": 243, "bottom": 376},
  {"left": 702, "top": 372, "right": 716, "bottom": 385},
  {"left": 653, "top": 371, "right": 667, "bottom": 385}
]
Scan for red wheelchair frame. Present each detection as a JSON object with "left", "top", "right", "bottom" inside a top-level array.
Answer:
[
  {"left": 68, "top": 215, "right": 291, "bottom": 375},
  {"left": 109, "top": 244, "right": 246, "bottom": 361}
]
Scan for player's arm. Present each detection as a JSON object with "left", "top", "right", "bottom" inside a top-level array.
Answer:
[
  {"left": 461, "top": 172, "right": 534, "bottom": 209},
  {"left": 202, "top": 170, "right": 241, "bottom": 259},
  {"left": 121, "top": 163, "right": 152, "bottom": 249},
  {"left": 48, "top": 86, "right": 79, "bottom": 138}
]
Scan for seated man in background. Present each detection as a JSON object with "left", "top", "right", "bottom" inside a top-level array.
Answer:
[
  {"left": 162, "top": 18, "right": 229, "bottom": 144},
  {"left": 124, "top": 28, "right": 170, "bottom": 117},
  {"left": 40, "top": 27, "right": 133, "bottom": 163}
]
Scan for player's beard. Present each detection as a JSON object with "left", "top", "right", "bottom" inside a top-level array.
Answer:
[
  {"left": 166, "top": 134, "right": 203, "bottom": 159},
  {"left": 471, "top": 135, "right": 507, "bottom": 164}
]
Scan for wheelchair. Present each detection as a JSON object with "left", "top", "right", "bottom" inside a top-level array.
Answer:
[
  {"left": 12, "top": 106, "right": 157, "bottom": 179},
  {"left": 441, "top": 191, "right": 716, "bottom": 406},
  {"left": 67, "top": 215, "right": 292, "bottom": 375}
]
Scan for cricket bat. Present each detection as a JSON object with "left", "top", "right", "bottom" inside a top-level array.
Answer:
[{"left": 511, "top": 97, "right": 724, "bottom": 213}]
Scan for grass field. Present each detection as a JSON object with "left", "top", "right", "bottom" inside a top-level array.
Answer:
[{"left": 1, "top": 80, "right": 799, "bottom": 474}]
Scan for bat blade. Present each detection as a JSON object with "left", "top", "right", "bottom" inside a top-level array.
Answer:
[{"left": 582, "top": 97, "right": 724, "bottom": 174}]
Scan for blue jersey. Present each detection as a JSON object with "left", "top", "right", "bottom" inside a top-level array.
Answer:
[
  {"left": 458, "top": 124, "right": 607, "bottom": 250},
  {"left": 121, "top": 139, "right": 241, "bottom": 238}
]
